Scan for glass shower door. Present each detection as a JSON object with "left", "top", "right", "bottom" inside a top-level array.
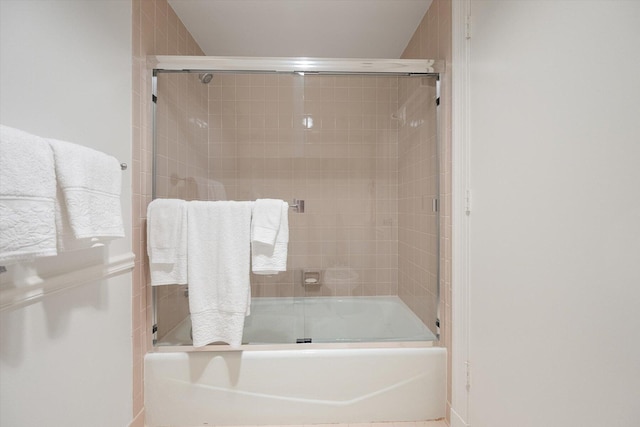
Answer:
[
  {"left": 396, "top": 75, "right": 440, "bottom": 338},
  {"left": 151, "top": 67, "right": 440, "bottom": 346},
  {"left": 298, "top": 73, "right": 441, "bottom": 343}
]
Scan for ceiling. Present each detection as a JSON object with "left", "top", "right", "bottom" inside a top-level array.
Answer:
[{"left": 168, "top": 0, "right": 433, "bottom": 59}]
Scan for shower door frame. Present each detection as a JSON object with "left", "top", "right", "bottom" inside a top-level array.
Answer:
[
  {"left": 150, "top": 55, "right": 442, "bottom": 76},
  {"left": 149, "top": 55, "right": 443, "bottom": 345}
]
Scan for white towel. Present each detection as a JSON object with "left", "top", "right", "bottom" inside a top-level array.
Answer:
[
  {"left": 0, "top": 125, "right": 57, "bottom": 263},
  {"left": 252, "top": 199, "right": 285, "bottom": 245},
  {"left": 147, "top": 199, "right": 188, "bottom": 286},
  {"left": 53, "top": 185, "right": 95, "bottom": 252},
  {"left": 48, "top": 139, "right": 125, "bottom": 244},
  {"left": 187, "top": 201, "right": 253, "bottom": 347},
  {"left": 251, "top": 200, "right": 289, "bottom": 275}
]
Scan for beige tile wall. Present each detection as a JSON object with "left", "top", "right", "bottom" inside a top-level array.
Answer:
[
  {"left": 131, "top": 0, "right": 205, "bottom": 423},
  {"left": 156, "top": 71, "right": 438, "bottom": 332},
  {"left": 401, "top": 0, "right": 453, "bottom": 420},
  {"left": 207, "top": 74, "right": 400, "bottom": 298},
  {"left": 155, "top": 73, "right": 209, "bottom": 201}
]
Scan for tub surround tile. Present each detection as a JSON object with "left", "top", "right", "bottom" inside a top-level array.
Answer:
[
  {"left": 132, "top": 0, "right": 206, "bottom": 420},
  {"left": 203, "top": 74, "right": 400, "bottom": 299}
]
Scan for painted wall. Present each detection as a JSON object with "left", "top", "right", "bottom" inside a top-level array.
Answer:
[
  {"left": 0, "top": 1, "right": 133, "bottom": 426},
  {"left": 467, "top": 1, "right": 640, "bottom": 426}
]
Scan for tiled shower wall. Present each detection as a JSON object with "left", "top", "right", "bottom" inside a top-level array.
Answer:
[
  {"left": 207, "top": 74, "right": 401, "bottom": 298},
  {"left": 402, "top": 0, "right": 453, "bottom": 419},
  {"left": 154, "top": 73, "right": 209, "bottom": 201},
  {"left": 131, "top": 0, "right": 205, "bottom": 423},
  {"left": 153, "top": 72, "right": 209, "bottom": 340},
  {"left": 156, "top": 72, "right": 438, "bottom": 329}
]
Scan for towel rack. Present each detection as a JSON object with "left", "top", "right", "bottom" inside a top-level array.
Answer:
[{"left": 289, "top": 199, "right": 304, "bottom": 213}]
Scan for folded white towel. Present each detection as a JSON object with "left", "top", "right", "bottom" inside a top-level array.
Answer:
[
  {"left": 187, "top": 201, "right": 253, "bottom": 347},
  {"left": 54, "top": 185, "right": 95, "bottom": 252},
  {"left": 252, "top": 200, "right": 289, "bottom": 275},
  {"left": 252, "top": 199, "right": 285, "bottom": 246},
  {"left": 48, "top": 139, "right": 125, "bottom": 243},
  {"left": 0, "top": 125, "right": 57, "bottom": 263},
  {"left": 147, "top": 199, "right": 188, "bottom": 286}
]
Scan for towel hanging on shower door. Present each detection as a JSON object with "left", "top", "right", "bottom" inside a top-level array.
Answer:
[{"left": 187, "top": 200, "right": 252, "bottom": 347}]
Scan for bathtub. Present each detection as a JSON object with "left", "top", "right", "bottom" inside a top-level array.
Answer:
[
  {"left": 145, "top": 296, "right": 446, "bottom": 426},
  {"left": 157, "top": 296, "right": 437, "bottom": 346}
]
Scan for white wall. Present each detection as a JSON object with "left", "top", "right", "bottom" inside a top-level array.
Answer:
[
  {"left": 466, "top": 1, "right": 640, "bottom": 426},
  {"left": 0, "top": 1, "right": 133, "bottom": 426}
]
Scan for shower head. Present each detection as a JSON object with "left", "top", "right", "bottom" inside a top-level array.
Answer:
[{"left": 198, "top": 73, "right": 213, "bottom": 84}]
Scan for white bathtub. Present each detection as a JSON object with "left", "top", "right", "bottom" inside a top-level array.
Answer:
[{"left": 145, "top": 297, "right": 446, "bottom": 426}]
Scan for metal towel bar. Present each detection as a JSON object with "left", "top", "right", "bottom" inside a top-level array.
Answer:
[{"left": 289, "top": 199, "right": 304, "bottom": 213}]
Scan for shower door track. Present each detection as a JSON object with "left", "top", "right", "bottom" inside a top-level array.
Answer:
[{"left": 149, "top": 55, "right": 443, "bottom": 76}]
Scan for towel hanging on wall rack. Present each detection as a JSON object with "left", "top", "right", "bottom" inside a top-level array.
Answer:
[{"left": 0, "top": 124, "right": 126, "bottom": 264}]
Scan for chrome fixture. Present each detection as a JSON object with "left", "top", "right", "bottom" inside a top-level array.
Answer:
[
  {"left": 289, "top": 199, "right": 304, "bottom": 213},
  {"left": 198, "top": 73, "right": 213, "bottom": 84},
  {"left": 302, "top": 270, "right": 320, "bottom": 286}
]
